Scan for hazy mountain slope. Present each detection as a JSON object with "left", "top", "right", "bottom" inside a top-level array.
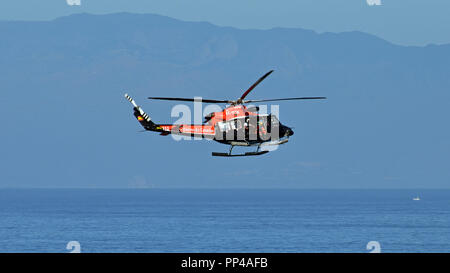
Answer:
[{"left": 1, "top": 13, "right": 449, "bottom": 188}]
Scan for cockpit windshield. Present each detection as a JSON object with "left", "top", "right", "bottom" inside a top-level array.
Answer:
[{"left": 270, "top": 114, "right": 280, "bottom": 126}]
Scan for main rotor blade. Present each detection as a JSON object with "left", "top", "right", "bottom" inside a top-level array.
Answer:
[
  {"left": 244, "top": 97, "right": 327, "bottom": 103},
  {"left": 148, "top": 97, "right": 231, "bottom": 103},
  {"left": 239, "top": 70, "right": 274, "bottom": 100}
]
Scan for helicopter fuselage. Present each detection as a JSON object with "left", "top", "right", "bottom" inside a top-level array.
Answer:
[{"left": 152, "top": 104, "right": 294, "bottom": 146}]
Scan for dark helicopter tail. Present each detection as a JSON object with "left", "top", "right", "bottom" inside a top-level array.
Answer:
[{"left": 124, "top": 93, "right": 158, "bottom": 131}]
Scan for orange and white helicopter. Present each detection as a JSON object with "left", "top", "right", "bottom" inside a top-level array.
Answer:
[{"left": 125, "top": 70, "right": 326, "bottom": 156}]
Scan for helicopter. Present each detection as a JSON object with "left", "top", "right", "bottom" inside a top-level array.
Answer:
[{"left": 124, "top": 70, "right": 326, "bottom": 157}]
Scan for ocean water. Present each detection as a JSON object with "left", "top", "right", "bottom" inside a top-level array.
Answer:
[{"left": 0, "top": 189, "right": 449, "bottom": 253}]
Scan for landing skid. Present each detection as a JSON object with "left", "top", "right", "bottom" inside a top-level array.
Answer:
[
  {"left": 212, "top": 151, "right": 269, "bottom": 157},
  {"left": 212, "top": 144, "right": 269, "bottom": 157}
]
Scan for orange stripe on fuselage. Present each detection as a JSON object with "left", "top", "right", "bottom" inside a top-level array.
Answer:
[
  {"left": 208, "top": 105, "right": 258, "bottom": 125},
  {"left": 159, "top": 125, "right": 215, "bottom": 135}
]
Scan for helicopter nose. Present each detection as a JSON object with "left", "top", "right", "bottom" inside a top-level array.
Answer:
[
  {"left": 286, "top": 127, "right": 294, "bottom": 137},
  {"left": 281, "top": 126, "right": 294, "bottom": 137}
]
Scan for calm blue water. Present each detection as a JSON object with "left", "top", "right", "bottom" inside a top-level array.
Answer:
[{"left": 0, "top": 189, "right": 449, "bottom": 253}]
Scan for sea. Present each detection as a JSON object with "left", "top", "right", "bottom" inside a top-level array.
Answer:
[{"left": 0, "top": 189, "right": 449, "bottom": 253}]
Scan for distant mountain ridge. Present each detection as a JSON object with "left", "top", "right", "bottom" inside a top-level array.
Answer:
[{"left": 1, "top": 13, "right": 450, "bottom": 188}]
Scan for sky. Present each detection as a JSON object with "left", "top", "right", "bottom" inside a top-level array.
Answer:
[
  {"left": 1, "top": 2, "right": 450, "bottom": 189},
  {"left": 0, "top": 0, "right": 450, "bottom": 46}
]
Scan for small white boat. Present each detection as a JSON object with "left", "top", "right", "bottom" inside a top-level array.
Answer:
[{"left": 413, "top": 196, "right": 420, "bottom": 201}]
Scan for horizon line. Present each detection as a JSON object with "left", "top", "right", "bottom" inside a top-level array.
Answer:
[{"left": 0, "top": 187, "right": 448, "bottom": 190}]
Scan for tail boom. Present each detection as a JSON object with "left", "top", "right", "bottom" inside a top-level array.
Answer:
[{"left": 125, "top": 94, "right": 216, "bottom": 138}]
